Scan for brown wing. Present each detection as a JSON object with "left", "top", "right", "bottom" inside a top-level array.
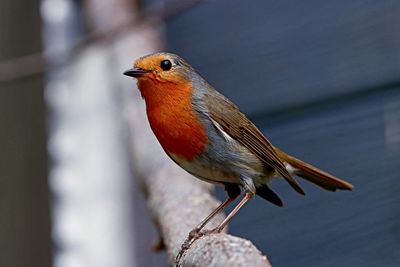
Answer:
[{"left": 204, "top": 90, "right": 305, "bottom": 195}]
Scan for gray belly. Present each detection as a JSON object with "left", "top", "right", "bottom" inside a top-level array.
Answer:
[{"left": 169, "top": 135, "right": 275, "bottom": 188}]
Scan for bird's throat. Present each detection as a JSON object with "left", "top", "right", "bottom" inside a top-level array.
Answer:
[{"left": 139, "top": 79, "right": 207, "bottom": 161}]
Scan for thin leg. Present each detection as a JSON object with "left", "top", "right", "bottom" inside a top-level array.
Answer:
[
  {"left": 188, "top": 197, "right": 234, "bottom": 238},
  {"left": 188, "top": 183, "right": 241, "bottom": 237},
  {"left": 176, "top": 193, "right": 237, "bottom": 264},
  {"left": 209, "top": 190, "right": 254, "bottom": 233}
]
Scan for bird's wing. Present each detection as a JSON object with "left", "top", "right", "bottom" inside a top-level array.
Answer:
[{"left": 204, "top": 90, "right": 305, "bottom": 195}]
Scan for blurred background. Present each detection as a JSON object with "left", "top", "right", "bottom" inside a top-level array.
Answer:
[{"left": 1, "top": 0, "right": 400, "bottom": 266}]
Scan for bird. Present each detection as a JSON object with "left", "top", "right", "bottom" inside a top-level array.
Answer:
[{"left": 123, "top": 52, "right": 353, "bottom": 237}]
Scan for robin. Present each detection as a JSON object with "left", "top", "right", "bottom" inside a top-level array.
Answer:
[{"left": 124, "top": 52, "right": 353, "bottom": 237}]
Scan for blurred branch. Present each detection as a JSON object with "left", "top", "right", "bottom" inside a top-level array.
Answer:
[{"left": 0, "top": 0, "right": 204, "bottom": 83}]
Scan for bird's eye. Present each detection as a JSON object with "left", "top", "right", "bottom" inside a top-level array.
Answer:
[{"left": 160, "top": 59, "right": 172, "bottom": 71}]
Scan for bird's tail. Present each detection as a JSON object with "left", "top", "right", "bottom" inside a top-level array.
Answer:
[{"left": 274, "top": 147, "right": 354, "bottom": 191}]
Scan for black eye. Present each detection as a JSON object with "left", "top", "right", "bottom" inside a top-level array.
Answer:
[{"left": 160, "top": 59, "right": 172, "bottom": 71}]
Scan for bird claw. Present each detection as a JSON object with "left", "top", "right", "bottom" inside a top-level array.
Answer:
[
  {"left": 199, "top": 227, "right": 223, "bottom": 235},
  {"left": 176, "top": 229, "right": 201, "bottom": 265},
  {"left": 188, "top": 228, "right": 201, "bottom": 239},
  {"left": 176, "top": 227, "right": 223, "bottom": 265}
]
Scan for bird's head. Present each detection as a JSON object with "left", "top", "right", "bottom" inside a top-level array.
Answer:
[{"left": 124, "top": 52, "right": 195, "bottom": 85}]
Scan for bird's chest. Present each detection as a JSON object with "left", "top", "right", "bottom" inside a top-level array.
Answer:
[{"left": 146, "top": 100, "right": 207, "bottom": 161}]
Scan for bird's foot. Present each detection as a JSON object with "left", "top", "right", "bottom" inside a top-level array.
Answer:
[
  {"left": 176, "top": 227, "right": 225, "bottom": 265},
  {"left": 188, "top": 227, "right": 201, "bottom": 239},
  {"left": 175, "top": 228, "right": 203, "bottom": 266},
  {"left": 199, "top": 226, "right": 223, "bottom": 236}
]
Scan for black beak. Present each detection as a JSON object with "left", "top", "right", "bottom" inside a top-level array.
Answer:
[{"left": 123, "top": 67, "right": 149, "bottom": 77}]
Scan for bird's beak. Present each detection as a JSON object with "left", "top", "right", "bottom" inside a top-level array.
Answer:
[{"left": 123, "top": 67, "right": 150, "bottom": 78}]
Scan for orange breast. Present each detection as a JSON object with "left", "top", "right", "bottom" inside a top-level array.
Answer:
[{"left": 139, "top": 79, "right": 207, "bottom": 161}]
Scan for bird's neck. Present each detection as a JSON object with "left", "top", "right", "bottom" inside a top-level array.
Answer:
[{"left": 138, "top": 79, "right": 207, "bottom": 161}]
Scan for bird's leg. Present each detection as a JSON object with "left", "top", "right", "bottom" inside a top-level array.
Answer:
[
  {"left": 176, "top": 184, "right": 240, "bottom": 264},
  {"left": 178, "top": 202, "right": 231, "bottom": 263},
  {"left": 205, "top": 190, "right": 254, "bottom": 234},
  {"left": 188, "top": 183, "right": 240, "bottom": 238},
  {"left": 188, "top": 197, "right": 233, "bottom": 239}
]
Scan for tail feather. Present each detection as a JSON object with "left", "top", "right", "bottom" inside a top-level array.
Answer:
[
  {"left": 256, "top": 184, "right": 283, "bottom": 206},
  {"left": 274, "top": 147, "right": 354, "bottom": 191}
]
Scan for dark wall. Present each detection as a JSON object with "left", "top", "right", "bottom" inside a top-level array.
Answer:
[
  {"left": 0, "top": 1, "right": 52, "bottom": 267},
  {"left": 165, "top": 1, "right": 400, "bottom": 266},
  {"left": 166, "top": 0, "right": 400, "bottom": 116}
]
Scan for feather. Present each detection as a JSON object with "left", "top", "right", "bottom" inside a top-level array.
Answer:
[
  {"left": 274, "top": 147, "right": 353, "bottom": 191},
  {"left": 204, "top": 89, "right": 305, "bottom": 195},
  {"left": 256, "top": 184, "right": 283, "bottom": 207}
]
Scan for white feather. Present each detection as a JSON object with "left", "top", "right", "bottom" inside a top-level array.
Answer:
[{"left": 210, "top": 118, "right": 235, "bottom": 144}]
